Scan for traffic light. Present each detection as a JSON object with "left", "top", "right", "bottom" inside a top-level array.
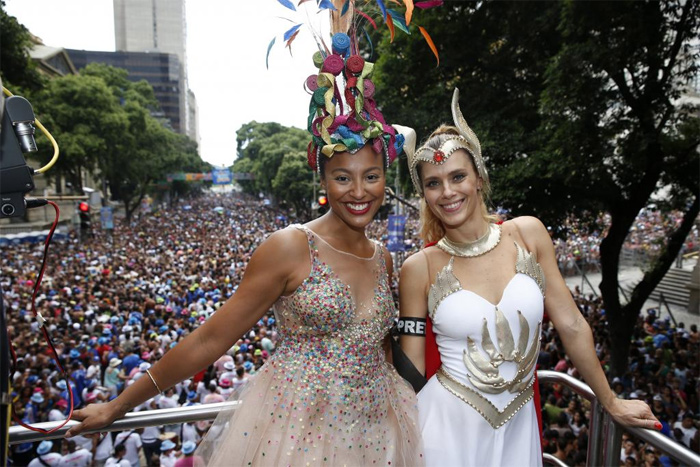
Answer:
[
  {"left": 78, "top": 202, "right": 91, "bottom": 232},
  {"left": 317, "top": 195, "right": 328, "bottom": 215}
]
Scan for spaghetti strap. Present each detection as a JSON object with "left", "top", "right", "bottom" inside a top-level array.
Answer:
[{"left": 289, "top": 224, "right": 318, "bottom": 269}]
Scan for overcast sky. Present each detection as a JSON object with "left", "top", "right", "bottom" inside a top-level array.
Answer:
[{"left": 4, "top": 0, "right": 329, "bottom": 167}]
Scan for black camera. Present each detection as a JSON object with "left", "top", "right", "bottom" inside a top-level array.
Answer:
[{"left": 0, "top": 95, "right": 37, "bottom": 218}]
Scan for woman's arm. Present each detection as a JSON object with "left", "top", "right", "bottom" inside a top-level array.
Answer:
[
  {"left": 398, "top": 251, "right": 430, "bottom": 377},
  {"left": 66, "top": 228, "right": 308, "bottom": 437},
  {"left": 513, "top": 216, "right": 660, "bottom": 430}
]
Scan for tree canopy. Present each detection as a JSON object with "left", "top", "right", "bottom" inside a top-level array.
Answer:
[
  {"left": 30, "top": 63, "right": 207, "bottom": 220},
  {"left": 234, "top": 121, "right": 313, "bottom": 218},
  {"left": 0, "top": 2, "right": 44, "bottom": 91}
]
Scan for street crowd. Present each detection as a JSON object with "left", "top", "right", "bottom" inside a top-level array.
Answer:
[
  {"left": 553, "top": 209, "right": 699, "bottom": 277},
  {"left": 2, "top": 192, "right": 698, "bottom": 466}
]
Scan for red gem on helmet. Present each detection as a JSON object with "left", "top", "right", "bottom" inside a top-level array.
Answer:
[{"left": 433, "top": 150, "right": 445, "bottom": 163}]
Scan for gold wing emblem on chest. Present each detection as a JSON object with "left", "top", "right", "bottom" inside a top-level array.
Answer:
[{"left": 463, "top": 307, "right": 541, "bottom": 394}]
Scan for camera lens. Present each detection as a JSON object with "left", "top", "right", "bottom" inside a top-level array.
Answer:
[
  {"left": 14, "top": 121, "right": 38, "bottom": 152},
  {"left": 1, "top": 204, "right": 16, "bottom": 216}
]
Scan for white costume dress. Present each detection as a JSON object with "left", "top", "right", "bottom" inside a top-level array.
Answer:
[{"left": 418, "top": 242, "right": 545, "bottom": 467}]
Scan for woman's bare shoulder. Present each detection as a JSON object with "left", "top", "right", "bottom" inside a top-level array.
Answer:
[
  {"left": 505, "top": 216, "right": 549, "bottom": 240},
  {"left": 254, "top": 225, "right": 310, "bottom": 266},
  {"left": 400, "top": 249, "right": 430, "bottom": 280}
]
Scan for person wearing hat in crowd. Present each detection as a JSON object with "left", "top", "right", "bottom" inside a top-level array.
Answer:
[
  {"left": 104, "top": 444, "right": 130, "bottom": 467},
  {"left": 218, "top": 361, "right": 235, "bottom": 386},
  {"left": 26, "top": 392, "right": 45, "bottom": 424},
  {"left": 398, "top": 90, "right": 661, "bottom": 466},
  {"left": 174, "top": 441, "right": 197, "bottom": 467},
  {"left": 213, "top": 353, "right": 233, "bottom": 379},
  {"left": 159, "top": 439, "right": 178, "bottom": 467},
  {"left": 48, "top": 398, "right": 69, "bottom": 422},
  {"left": 66, "top": 3, "right": 424, "bottom": 465},
  {"left": 104, "top": 358, "right": 127, "bottom": 398},
  {"left": 121, "top": 348, "right": 140, "bottom": 376},
  {"left": 217, "top": 377, "right": 233, "bottom": 398},
  {"left": 651, "top": 394, "right": 672, "bottom": 436},
  {"left": 131, "top": 361, "right": 151, "bottom": 383},
  {"left": 58, "top": 439, "right": 93, "bottom": 467},
  {"left": 28, "top": 440, "right": 62, "bottom": 467},
  {"left": 82, "top": 379, "right": 108, "bottom": 405}
]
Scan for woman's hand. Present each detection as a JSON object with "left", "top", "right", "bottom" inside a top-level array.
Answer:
[
  {"left": 605, "top": 398, "right": 662, "bottom": 430},
  {"left": 65, "top": 401, "right": 127, "bottom": 438}
]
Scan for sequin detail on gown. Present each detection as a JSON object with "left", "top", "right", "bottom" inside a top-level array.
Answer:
[{"left": 195, "top": 225, "right": 423, "bottom": 466}]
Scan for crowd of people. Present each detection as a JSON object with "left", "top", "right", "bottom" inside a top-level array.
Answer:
[
  {"left": 2, "top": 192, "right": 698, "bottom": 465},
  {"left": 4, "top": 194, "right": 283, "bottom": 466},
  {"left": 537, "top": 290, "right": 699, "bottom": 466},
  {"left": 552, "top": 209, "right": 699, "bottom": 277}
]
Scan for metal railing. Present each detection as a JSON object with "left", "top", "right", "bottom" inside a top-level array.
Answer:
[
  {"left": 9, "top": 372, "right": 700, "bottom": 467},
  {"left": 9, "top": 401, "right": 240, "bottom": 444},
  {"left": 538, "top": 371, "right": 699, "bottom": 467}
]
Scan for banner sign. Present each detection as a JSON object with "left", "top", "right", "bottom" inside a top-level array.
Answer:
[
  {"left": 166, "top": 172, "right": 255, "bottom": 182},
  {"left": 212, "top": 168, "right": 233, "bottom": 185},
  {"left": 387, "top": 214, "right": 407, "bottom": 252}
]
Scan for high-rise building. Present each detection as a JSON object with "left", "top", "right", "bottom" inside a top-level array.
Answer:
[
  {"left": 66, "top": 49, "right": 184, "bottom": 133},
  {"left": 113, "top": 0, "right": 198, "bottom": 142}
]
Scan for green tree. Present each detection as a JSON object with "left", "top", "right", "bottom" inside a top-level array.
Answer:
[
  {"left": 373, "top": 1, "right": 699, "bottom": 375},
  {"left": 232, "top": 157, "right": 257, "bottom": 195},
  {"left": 272, "top": 152, "right": 313, "bottom": 218},
  {"left": 234, "top": 121, "right": 312, "bottom": 213},
  {"left": 32, "top": 73, "right": 128, "bottom": 193},
  {"left": 0, "top": 1, "right": 44, "bottom": 91},
  {"left": 541, "top": 0, "right": 699, "bottom": 376},
  {"left": 31, "top": 63, "right": 206, "bottom": 221}
]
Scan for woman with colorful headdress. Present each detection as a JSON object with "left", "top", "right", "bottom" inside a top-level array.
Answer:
[
  {"left": 66, "top": 4, "right": 424, "bottom": 466},
  {"left": 396, "top": 89, "right": 661, "bottom": 466}
]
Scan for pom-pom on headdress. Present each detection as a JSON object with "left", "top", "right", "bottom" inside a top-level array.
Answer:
[
  {"left": 271, "top": 0, "right": 442, "bottom": 172},
  {"left": 305, "top": 32, "right": 406, "bottom": 172},
  {"left": 406, "top": 88, "right": 489, "bottom": 197}
]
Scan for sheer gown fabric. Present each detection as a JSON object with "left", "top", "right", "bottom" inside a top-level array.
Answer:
[
  {"left": 418, "top": 241, "right": 544, "bottom": 467},
  {"left": 195, "top": 225, "right": 423, "bottom": 466}
]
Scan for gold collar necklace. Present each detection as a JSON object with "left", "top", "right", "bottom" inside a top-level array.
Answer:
[{"left": 437, "top": 223, "right": 502, "bottom": 258}]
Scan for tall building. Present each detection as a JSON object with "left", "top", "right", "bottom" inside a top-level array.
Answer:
[
  {"left": 66, "top": 49, "right": 184, "bottom": 133},
  {"left": 113, "top": 0, "right": 198, "bottom": 142}
]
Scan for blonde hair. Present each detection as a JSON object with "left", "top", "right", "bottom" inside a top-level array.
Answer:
[{"left": 417, "top": 125, "right": 497, "bottom": 244}]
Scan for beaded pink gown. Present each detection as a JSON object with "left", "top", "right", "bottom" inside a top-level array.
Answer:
[{"left": 195, "top": 225, "right": 423, "bottom": 466}]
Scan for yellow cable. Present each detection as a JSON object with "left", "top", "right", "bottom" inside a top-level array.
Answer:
[{"left": 2, "top": 86, "right": 59, "bottom": 173}]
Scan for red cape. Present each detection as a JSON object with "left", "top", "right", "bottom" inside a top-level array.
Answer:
[{"left": 423, "top": 232, "right": 543, "bottom": 454}]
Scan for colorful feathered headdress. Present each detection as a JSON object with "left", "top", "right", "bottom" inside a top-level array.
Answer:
[{"left": 270, "top": 0, "right": 442, "bottom": 171}]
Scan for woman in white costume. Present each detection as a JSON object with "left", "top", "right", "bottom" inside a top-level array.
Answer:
[{"left": 397, "top": 89, "right": 661, "bottom": 467}]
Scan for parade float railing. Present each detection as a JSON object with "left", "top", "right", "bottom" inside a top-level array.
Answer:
[
  {"left": 9, "top": 372, "right": 699, "bottom": 467},
  {"left": 538, "top": 371, "right": 699, "bottom": 467}
]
